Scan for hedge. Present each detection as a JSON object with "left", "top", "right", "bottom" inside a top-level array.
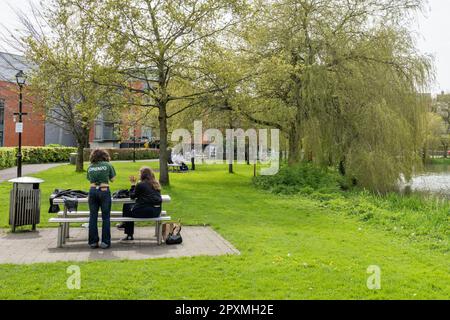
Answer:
[
  {"left": 0, "top": 147, "right": 160, "bottom": 170},
  {"left": 0, "top": 147, "right": 77, "bottom": 169},
  {"left": 83, "top": 148, "right": 159, "bottom": 161},
  {"left": 22, "top": 147, "right": 77, "bottom": 164},
  {"left": 0, "top": 148, "right": 16, "bottom": 170}
]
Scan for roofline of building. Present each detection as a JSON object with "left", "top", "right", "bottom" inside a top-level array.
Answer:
[{"left": 0, "top": 51, "right": 24, "bottom": 58}]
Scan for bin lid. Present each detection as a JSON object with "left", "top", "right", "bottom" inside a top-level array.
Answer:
[{"left": 8, "top": 177, "right": 44, "bottom": 184}]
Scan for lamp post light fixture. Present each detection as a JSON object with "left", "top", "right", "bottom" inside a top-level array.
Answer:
[{"left": 15, "top": 70, "right": 27, "bottom": 178}]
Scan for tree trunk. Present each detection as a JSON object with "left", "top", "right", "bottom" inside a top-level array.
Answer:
[
  {"left": 159, "top": 103, "right": 170, "bottom": 186},
  {"left": 288, "top": 126, "right": 302, "bottom": 165},
  {"left": 228, "top": 111, "right": 234, "bottom": 173},
  {"left": 75, "top": 130, "right": 89, "bottom": 172},
  {"left": 339, "top": 159, "right": 346, "bottom": 176},
  {"left": 76, "top": 144, "right": 85, "bottom": 172},
  {"left": 422, "top": 145, "right": 428, "bottom": 164}
]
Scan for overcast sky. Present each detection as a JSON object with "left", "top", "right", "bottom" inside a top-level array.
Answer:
[{"left": 0, "top": 0, "right": 449, "bottom": 94}]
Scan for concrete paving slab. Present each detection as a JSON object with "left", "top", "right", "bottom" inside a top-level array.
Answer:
[{"left": 0, "top": 226, "right": 239, "bottom": 265}]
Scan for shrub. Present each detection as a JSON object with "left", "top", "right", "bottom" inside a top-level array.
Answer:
[
  {"left": 253, "top": 162, "right": 341, "bottom": 195},
  {"left": 0, "top": 148, "right": 17, "bottom": 169},
  {"left": 0, "top": 147, "right": 77, "bottom": 169},
  {"left": 21, "top": 147, "right": 77, "bottom": 164},
  {"left": 46, "top": 144, "right": 65, "bottom": 148},
  {"left": 0, "top": 147, "right": 159, "bottom": 170}
]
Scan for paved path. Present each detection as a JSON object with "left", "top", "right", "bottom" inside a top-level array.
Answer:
[
  {"left": 111, "top": 159, "right": 159, "bottom": 163},
  {"left": 0, "top": 163, "right": 67, "bottom": 183},
  {"left": 0, "top": 227, "right": 240, "bottom": 264}
]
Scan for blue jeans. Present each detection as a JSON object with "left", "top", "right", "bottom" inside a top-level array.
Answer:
[{"left": 88, "top": 187, "right": 112, "bottom": 246}]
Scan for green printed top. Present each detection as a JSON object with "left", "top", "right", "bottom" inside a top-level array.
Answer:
[{"left": 86, "top": 161, "right": 116, "bottom": 185}]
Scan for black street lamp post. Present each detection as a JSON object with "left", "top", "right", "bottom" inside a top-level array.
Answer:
[
  {"left": 15, "top": 70, "right": 27, "bottom": 178},
  {"left": 133, "top": 124, "right": 137, "bottom": 163}
]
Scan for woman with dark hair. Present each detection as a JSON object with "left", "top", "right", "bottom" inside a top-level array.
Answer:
[
  {"left": 120, "top": 167, "right": 162, "bottom": 241},
  {"left": 86, "top": 149, "right": 116, "bottom": 249}
]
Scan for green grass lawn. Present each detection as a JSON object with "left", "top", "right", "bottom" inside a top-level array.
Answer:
[
  {"left": 429, "top": 157, "right": 450, "bottom": 165},
  {"left": 0, "top": 163, "right": 448, "bottom": 299}
]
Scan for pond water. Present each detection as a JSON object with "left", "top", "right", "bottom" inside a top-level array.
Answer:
[{"left": 406, "top": 164, "right": 450, "bottom": 195}]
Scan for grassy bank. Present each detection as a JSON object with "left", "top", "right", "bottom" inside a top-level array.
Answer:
[
  {"left": 254, "top": 163, "right": 449, "bottom": 250},
  {"left": 0, "top": 163, "right": 448, "bottom": 299},
  {"left": 429, "top": 157, "right": 450, "bottom": 165}
]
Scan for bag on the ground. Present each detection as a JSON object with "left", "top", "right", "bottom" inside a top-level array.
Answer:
[
  {"left": 165, "top": 222, "right": 183, "bottom": 245},
  {"left": 162, "top": 223, "right": 172, "bottom": 240}
]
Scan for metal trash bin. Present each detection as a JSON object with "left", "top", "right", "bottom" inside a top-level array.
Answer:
[
  {"left": 69, "top": 153, "right": 77, "bottom": 165},
  {"left": 9, "top": 177, "right": 44, "bottom": 232}
]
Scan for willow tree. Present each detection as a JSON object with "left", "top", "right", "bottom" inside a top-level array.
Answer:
[
  {"left": 69, "top": 0, "right": 247, "bottom": 185},
  {"left": 231, "top": 0, "right": 433, "bottom": 191},
  {"left": 11, "top": 0, "right": 123, "bottom": 172}
]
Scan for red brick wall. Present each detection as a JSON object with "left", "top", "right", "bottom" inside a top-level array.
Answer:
[
  {"left": 89, "top": 123, "right": 95, "bottom": 143},
  {"left": 0, "top": 81, "right": 45, "bottom": 147}
]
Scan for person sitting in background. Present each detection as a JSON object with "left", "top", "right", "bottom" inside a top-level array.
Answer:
[
  {"left": 120, "top": 167, "right": 162, "bottom": 241},
  {"left": 171, "top": 152, "right": 184, "bottom": 164},
  {"left": 172, "top": 152, "right": 189, "bottom": 171}
]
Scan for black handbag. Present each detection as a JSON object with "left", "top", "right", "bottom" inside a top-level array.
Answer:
[
  {"left": 112, "top": 189, "right": 130, "bottom": 199},
  {"left": 166, "top": 223, "right": 183, "bottom": 245}
]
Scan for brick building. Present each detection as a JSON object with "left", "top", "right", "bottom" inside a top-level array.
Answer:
[
  {"left": 0, "top": 52, "right": 46, "bottom": 147},
  {"left": 0, "top": 52, "right": 155, "bottom": 149}
]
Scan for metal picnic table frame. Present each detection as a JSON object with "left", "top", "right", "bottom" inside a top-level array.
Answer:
[{"left": 53, "top": 195, "right": 172, "bottom": 240}]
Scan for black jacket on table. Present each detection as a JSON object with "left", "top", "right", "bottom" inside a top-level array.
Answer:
[{"left": 130, "top": 182, "right": 162, "bottom": 209}]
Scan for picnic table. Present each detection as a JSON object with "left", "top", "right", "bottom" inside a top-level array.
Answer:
[{"left": 49, "top": 195, "right": 171, "bottom": 248}]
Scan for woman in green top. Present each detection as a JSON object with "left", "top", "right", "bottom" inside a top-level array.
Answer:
[{"left": 86, "top": 149, "right": 116, "bottom": 249}]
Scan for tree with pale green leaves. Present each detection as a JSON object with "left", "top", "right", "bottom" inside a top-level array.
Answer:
[
  {"left": 68, "top": 0, "right": 248, "bottom": 185},
  {"left": 10, "top": 0, "right": 124, "bottom": 172}
]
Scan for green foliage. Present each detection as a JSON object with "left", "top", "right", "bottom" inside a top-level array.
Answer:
[
  {"left": 217, "top": 0, "right": 434, "bottom": 192},
  {"left": 253, "top": 163, "right": 342, "bottom": 195},
  {"left": 0, "top": 147, "right": 159, "bottom": 170},
  {"left": 253, "top": 163, "right": 448, "bottom": 246},
  {"left": 429, "top": 157, "right": 450, "bottom": 165},
  {"left": 65, "top": 0, "right": 248, "bottom": 185},
  {"left": 13, "top": 0, "right": 436, "bottom": 187},
  {"left": 321, "top": 191, "right": 449, "bottom": 245},
  {"left": 0, "top": 147, "right": 77, "bottom": 169},
  {"left": 0, "top": 148, "right": 16, "bottom": 170},
  {"left": 21, "top": 147, "right": 77, "bottom": 164},
  {"left": 45, "top": 144, "right": 65, "bottom": 148},
  {"left": 18, "top": 0, "right": 127, "bottom": 172}
]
